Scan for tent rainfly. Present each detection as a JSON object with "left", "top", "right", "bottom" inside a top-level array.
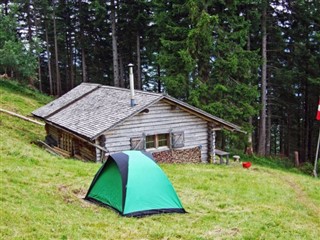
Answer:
[{"left": 85, "top": 150, "right": 186, "bottom": 217}]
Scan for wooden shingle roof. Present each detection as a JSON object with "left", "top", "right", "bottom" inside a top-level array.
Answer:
[{"left": 32, "top": 83, "right": 243, "bottom": 140}]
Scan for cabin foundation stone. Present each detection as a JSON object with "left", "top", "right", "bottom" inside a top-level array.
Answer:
[{"left": 152, "top": 146, "right": 201, "bottom": 163}]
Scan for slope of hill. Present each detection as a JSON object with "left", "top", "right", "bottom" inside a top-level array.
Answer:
[{"left": 1, "top": 79, "right": 319, "bottom": 240}]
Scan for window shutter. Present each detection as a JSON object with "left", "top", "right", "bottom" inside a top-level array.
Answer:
[
  {"left": 130, "top": 135, "right": 145, "bottom": 150},
  {"left": 171, "top": 131, "right": 184, "bottom": 148}
]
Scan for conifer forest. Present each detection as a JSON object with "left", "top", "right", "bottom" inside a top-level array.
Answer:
[{"left": 0, "top": 1, "right": 319, "bottom": 163}]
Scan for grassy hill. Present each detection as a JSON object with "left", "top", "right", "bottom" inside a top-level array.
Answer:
[{"left": 1, "top": 79, "right": 319, "bottom": 240}]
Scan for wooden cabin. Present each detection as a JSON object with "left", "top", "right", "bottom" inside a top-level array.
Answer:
[{"left": 32, "top": 83, "right": 242, "bottom": 163}]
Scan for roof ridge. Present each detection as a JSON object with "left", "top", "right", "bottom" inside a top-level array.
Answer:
[
  {"left": 81, "top": 83, "right": 163, "bottom": 97},
  {"left": 80, "top": 82, "right": 101, "bottom": 86}
]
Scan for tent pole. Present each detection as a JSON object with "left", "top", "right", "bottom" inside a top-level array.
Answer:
[{"left": 313, "top": 127, "right": 320, "bottom": 178}]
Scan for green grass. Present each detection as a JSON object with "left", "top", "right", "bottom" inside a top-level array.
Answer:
[{"left": 1, "top": 79, "right": 320, "bottom": 239}]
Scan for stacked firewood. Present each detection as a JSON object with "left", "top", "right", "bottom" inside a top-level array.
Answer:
[{"left": 152, "top": 147, "right": 201, "bottom": 163}]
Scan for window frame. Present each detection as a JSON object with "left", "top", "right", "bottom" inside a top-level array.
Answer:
[
  {"left": 145, "top": 133, "right": 170, "bottom": 149},
  {"left": 146, "top": 135, "right": 156, "bottom": 149}
]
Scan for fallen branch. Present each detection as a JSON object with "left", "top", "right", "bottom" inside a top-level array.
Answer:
[{"left": 0, "top": 108, "right": 45, "bottom": 126}]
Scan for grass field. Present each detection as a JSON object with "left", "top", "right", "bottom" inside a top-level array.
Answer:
[{"left": 1, "top": 79, "right": 320, "bottom": 239}]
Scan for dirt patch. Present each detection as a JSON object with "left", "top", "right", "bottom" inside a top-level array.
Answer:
[
  {"left": 72, "top": 188, "right": 87, "bottom": 199},
  {"left": 58, "top": 185, "right": 90, "bottom": 207},
  {"left": 58, "top": 185, "right": 74, "bottom": 203},
  {"left": 204, "top": 227, "right": 240, "bottom": 239}
]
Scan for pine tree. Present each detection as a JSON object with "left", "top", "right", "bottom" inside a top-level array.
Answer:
[{"left": 0, "top": 2, "right": 39, "bottom": 81}]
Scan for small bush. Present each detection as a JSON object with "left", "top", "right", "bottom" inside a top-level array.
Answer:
[{"left": 299, "top": 162, "right": 319, "bottom": 176}]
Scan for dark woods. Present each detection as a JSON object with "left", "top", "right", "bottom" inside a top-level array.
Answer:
[{"left": 0, "top": 0, "right": 319, "bottom": 162}]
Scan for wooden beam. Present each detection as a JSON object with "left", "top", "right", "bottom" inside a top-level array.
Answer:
[{"left": 0, "top": 108, "right": 45, "bottom": 126}]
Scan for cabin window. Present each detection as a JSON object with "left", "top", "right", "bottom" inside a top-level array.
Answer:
[
  {"left": 146, "top": 134, "right": 169, "bottom": 149},
  {"left": 146, "top": 135, "right": 156, "bottom": 149},
  {"left": 131, "top": 132, "right": 182, "bottom": 150},
  {"left": 158, "top": 134, "right": 169, "bottom": 147}
]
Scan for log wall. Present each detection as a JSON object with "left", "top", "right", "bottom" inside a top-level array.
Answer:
[
  {"left": 45, "top": 100, "right": 220, "bottom": 163},
  {"left": 46, "top": 124, "right": 96, "bottom": 162},
  {"left": 103, "top": 100, "right": 211, "bottom": 162}
]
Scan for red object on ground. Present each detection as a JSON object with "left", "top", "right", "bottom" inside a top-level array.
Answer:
[{"left": 242, "top": 162, "right": 252, "bottom": 169}]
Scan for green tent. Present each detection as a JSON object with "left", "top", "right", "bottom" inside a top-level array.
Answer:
[{"left": 85, "top": 150, "right": 186, "bottom": 217}]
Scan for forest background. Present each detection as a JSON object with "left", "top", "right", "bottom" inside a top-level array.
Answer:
[{"left": 0, "top": 0, "right": 319, "bottom": 164}]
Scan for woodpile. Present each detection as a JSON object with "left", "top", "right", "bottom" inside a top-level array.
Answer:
[{"left": 152, "top": 146, "right": 201, "bottom": 163}]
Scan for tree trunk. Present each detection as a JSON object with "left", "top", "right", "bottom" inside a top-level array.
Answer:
[
  {"left": 136, "top": 33, "right": 141, "bottom": 90},
  {"left": 78, "top": 1, "right": 88, "bottom": 84},
  {"left": 65, "top": 31, "right": 70, "bottom": 88},
  {"left": 294, "top": 151, "right": 300, "bottom": 167},
  {"left": 34, "top": 3, "right": 42, "bottom": 92},
  {"left": 246, "top": 24, "right": 253, "bottom": 155},
  {"left": 266, "top": 101, "right": 271, "bottom": 155},
  {"left": 65, "top": 7, "right": 74, "bottom": 90},
  {"left": 246, "top": 117, "right": 254, "bottom": 155},
  {"left": 119, "top": 53, "right": 125, "bottom": 87},
  {"left": 81, "top": 47, "right": 87, "bottom": 82},
  {"left": 27, "top": 0, "right": 34, "bottom": 87},
  {"left": 45, "top": 26, "right": 53, "bottom": 95},
  {"left": 157, "top": 65, "right": 161, "bottom": 93},
  {"left": 111, "top": 0, "right": 119, "bottom": 87},
  {"left": 26, "top": 0, "right": 32, "bottom": 44},
  {"left": 258, "top": 0, "right": 267, "bottom": 156},
  {"left": 286, "top": 115, "right": 290, "bottom": 157},
  {"left": 279, "top": 120, "right": 284, "bottom": 155},
  {"left": 38, "top": 56, "right": 42, "bottom": 92},
  {"left": 70, "top": 46, "right": 75, "bottom": 88},
  {"left": 4, "top": 0, "right": 9, "bottom": 15},
  {"left": 53, "top": 11, "right": 61, "bottom": 96},
  {"left": 303, "top": 60, "right": 310, "bottom": 162}
]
